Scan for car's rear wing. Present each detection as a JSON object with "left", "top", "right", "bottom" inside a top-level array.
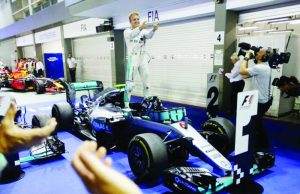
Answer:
[{"left": 62, "top": 80, "right": 103, "bottom": 107}]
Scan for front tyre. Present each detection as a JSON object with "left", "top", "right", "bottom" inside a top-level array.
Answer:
[
  {"left": 128, "top": 133, "right": 168, "bottom": 180},
  {"left": 201, "top": 117, "right": 235, "bottom": 155},
  {"left": 52, "top": 102, "right": 74, "bottom": 130}
]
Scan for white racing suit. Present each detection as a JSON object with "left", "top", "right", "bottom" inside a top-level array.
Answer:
[{"left": 123, "top": 27, "right": 155, "bottom": 108}]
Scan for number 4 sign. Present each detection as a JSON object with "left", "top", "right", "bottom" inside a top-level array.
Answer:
[{"left": 214, "top": 31, "right": 225, "bottom": 45}]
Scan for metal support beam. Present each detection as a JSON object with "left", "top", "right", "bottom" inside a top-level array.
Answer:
[{"left": 214, "top": 0, "right": 238, "bottom": 112}]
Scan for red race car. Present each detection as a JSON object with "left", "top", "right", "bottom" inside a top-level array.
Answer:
[{"left": 0, "top": 69, "right": 64, "bottom": 94}]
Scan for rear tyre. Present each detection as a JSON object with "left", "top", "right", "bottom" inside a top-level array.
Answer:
[
  {"left": 201, "top": 117, "right": 235, "bottom": 155},
  {"left": 128, "top": 133, "right": 168, "bottom": 180},
  {"left": 52, "top": 102, "right": 74, "bottom": 130},
  {"left": 34, "top": 80, "right": 46, "bottom": 94}
]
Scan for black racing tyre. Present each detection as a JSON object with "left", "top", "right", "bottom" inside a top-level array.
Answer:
[
  {"left": 34, "top": 80, "right": 46, "bottom": 94},
  {"left": 32, "top": 114, "right": 51, "bottom": 128},
  {"left": 52, "top": 102, "right": 74, "bottom": 130},
  {"left": 128, "top": 133, "right": 168, "bottom": 180},
  {"left": 201, "top": 117, "right": 235, "bottom": 155},
  {"left": 32, "top": 114, "right": 56, "bottom": 136}
]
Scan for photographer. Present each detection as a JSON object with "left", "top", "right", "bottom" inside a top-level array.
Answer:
[
  {"left": 239, "top": 48, "right": 273, "bottom": 151},
  {"left": 225, "top": 53, "right": 245, "bottom": 115}
]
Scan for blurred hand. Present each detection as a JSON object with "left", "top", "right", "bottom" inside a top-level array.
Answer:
[
  {"left": 0, "top": 103, "right": 56, "bottom": 153},
  {"left": 139, "top": 21, "right": 148, "bottom": 30},
  {"left": 72, "top": 141, "right": 142, "bottom": 194},
  {"left": 152, "top": 23, "right": 159, "bottom": 32}
]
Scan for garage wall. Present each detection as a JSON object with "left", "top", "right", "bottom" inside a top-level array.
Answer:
[
  {"left": 72, "top": 33, "right": 114, "bottom": 87},
  {"left": 22, "top": 46, "right": 36, "bottom": 58},
  {"left": 0, "top": 38, "right": 17, "bottom": 70},
  {"left": 41, "top": 40, "right": 63, "bottom": 53},
  {"left": 132, "top": 17, "right": 215, "bottom": 107}
]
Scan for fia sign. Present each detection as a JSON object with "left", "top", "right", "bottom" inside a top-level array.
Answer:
[{"left": 148, "top": 10, "right": 159, "bottom": 23}]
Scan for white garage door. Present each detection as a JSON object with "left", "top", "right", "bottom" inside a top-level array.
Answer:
[
  {"left": 132, "top": 17, "right": 215, "bottom": 107},
  {"left": 73, "top": 34, "right": 113, "bottom": 87},
  {"left": 0, "top": 38, "right": 17, "bottom": 70},
  {"left": 41, "top": 40, "right": 63, "bottom": 53},
  {"left": 22, "top": 46, "right": 35, "bottom": 58}
]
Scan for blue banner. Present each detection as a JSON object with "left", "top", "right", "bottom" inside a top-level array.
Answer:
[{"left": 44, "top": 53, "right": 64, "bottom": 79}]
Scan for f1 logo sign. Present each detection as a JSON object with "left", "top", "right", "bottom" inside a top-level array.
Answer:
[
  {"left": 241, "top": 95, "right": 254, "bottom": 107},
  {"left": 209, "top": 74, "right": 217, "bottom": 82},
  {"left": 235, "top": 91, "right": 258, "bottom": 155}
]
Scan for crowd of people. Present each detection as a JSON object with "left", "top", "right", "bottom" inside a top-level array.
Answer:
[{"left": 15, "top": 57, "right": 45, "bottom": 77}]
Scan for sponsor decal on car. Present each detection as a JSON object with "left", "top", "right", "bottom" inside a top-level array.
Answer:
[{"left": 174, "top": 176, "right": 197, "bottom": 192}]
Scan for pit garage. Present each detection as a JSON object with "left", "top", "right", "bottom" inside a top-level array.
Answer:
[{"left": 0, "top": 1, "right": 300, "bottom": 194}]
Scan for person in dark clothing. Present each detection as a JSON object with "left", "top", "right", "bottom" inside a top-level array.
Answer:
[{"left": 67, "top": 53, "right": 77, "bottom": 82}]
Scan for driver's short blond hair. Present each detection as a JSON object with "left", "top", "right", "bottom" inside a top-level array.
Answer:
[{"left": 129, "top": 11, "right": 140, "bottom": 22}]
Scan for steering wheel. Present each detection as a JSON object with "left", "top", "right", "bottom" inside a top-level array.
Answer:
[{"left": 141, "top": 96, "right": 163, "bottom": 111}]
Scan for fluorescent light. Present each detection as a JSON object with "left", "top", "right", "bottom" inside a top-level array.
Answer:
[
  {"left": 268, "top": 29, "right": 294, "bottom": 34},
  {"left": 254, "top": 28, "right": 277, "bottom": 33},
  {"left": 256, "top": 18, "right": 290, "bottom": 24},
  {"left": 238, "top": 26, "right": 258, "bottom": 31},
  {"left": 236, "top": 33, "right": 250, "bottom": 37},
  {"left": 270, "top": 20, "right": 290, "bottom": 25},
  {"left": 290, "top": 19, "right": 300, "bottom": 25}
]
